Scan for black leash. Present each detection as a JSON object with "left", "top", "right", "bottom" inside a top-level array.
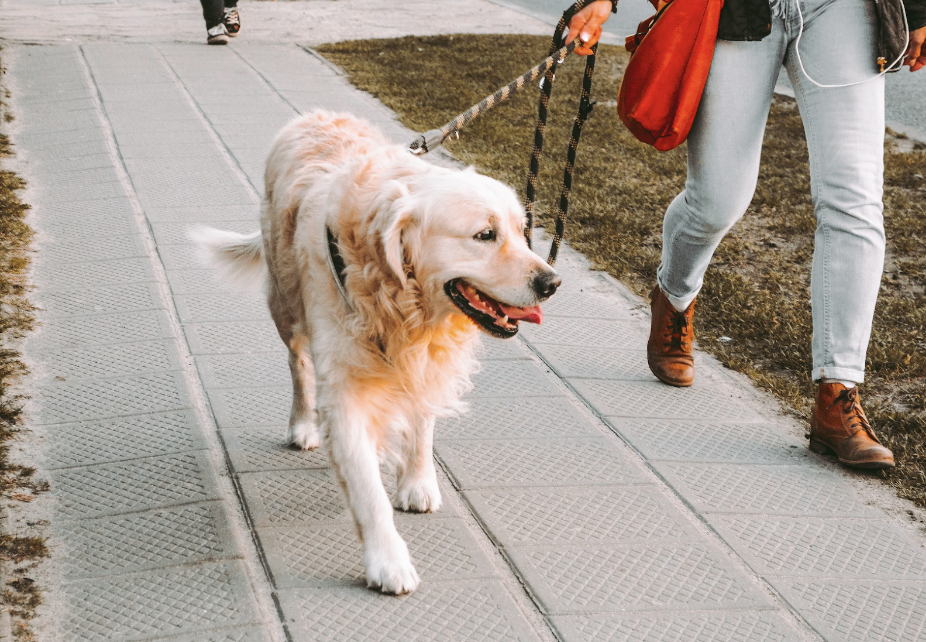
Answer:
[
  {"left": 525, "top": 2, "right": 600, "bottom": 266},
  {"left": 408, "top": 0, "right": 607, "bottom": 267}
]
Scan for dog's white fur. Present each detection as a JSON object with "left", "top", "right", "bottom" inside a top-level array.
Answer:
[{"left": 194, "top": 111, "right": 556, "bottom": 594}]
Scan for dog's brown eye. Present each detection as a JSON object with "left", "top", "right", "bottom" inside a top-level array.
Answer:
[{"left": 474, "top": 229, "right": 496, "bottom": 242}]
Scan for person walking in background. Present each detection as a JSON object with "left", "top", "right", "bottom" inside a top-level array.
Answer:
[
  {"left": 566, "top": 0, "right": 925, "bottom": 469},
  {"left": 200, "top": 0, "right": 241, "bottom": 45}
]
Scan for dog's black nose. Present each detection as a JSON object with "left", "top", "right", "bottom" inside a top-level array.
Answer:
[{"left": 533, "top": 272, "right": 561, "bottom": 299}]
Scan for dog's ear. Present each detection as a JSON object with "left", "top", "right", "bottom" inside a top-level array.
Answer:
[{"left": 378, "top": 180, "right": 414, "bottom": 286}]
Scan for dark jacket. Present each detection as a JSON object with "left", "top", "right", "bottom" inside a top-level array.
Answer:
[{"left": 718, "top": 0, "right": 926, "bottom": 57}]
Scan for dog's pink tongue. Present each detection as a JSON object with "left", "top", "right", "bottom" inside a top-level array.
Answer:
[{"left": 499, "top": 303, "right": 543, "bottom": 325}]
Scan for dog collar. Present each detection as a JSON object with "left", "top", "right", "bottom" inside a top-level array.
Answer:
[{"left": 325, "top": 225, "right": 352, "bottom": 309}]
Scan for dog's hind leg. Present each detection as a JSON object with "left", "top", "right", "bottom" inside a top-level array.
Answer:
[
  {"left": 286, "top": 334, "right": 319, "bottom": 450},
  {"left": 394, "top": 414, "right": 442, "bottom": 513},
  {"left": 322, "top": 393, "right": 420, "bottom": 595},
  {"left": 268, "top": 283, "right": 319, "bottom": 450}
]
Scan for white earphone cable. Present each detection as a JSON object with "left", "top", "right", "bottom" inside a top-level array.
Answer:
[{"left": 793, "top": 0, "right": 909, "bottom": 88}]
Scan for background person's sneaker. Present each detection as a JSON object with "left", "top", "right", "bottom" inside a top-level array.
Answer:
[
  {"left": 223, "top": 8, "right": 241, "bottom": 36},
  {"left": 207, "top": 23, "right": 230, "bottom": 45}
]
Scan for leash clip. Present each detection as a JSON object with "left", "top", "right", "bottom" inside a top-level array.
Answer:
[{"left": 408, "top": 128, "right": 446, "bottom": 155}]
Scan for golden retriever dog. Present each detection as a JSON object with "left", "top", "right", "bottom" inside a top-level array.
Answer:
[{"left": 194, "top": 110, "right": 560, "bottom": 594}]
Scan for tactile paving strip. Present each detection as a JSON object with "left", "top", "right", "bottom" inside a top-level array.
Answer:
[
  {"left": 158, "top": 244, "right": 208, "bottom": 270},
  {"left": 40, "top": 179, "right": 126, "bottom": 204},
  {"left": 36, "top": 371, "right": 191, "bottom": 424},
  {"left": 435, "top": 396, "right": 600, "bottom": 441},
  {"left": 279, "top": 580, "right": 542, "bottom": 642},
  {"left": 55, "top": 502, "right": 236, "bottom": 579},
  {"left": 38, "top": 339, "right": 182, "bottom": 382},
  {"left": 165, "top": 269, "right": 232, "bottom": 295},
  {"left": 436, "top": 438, "right": 644, "bottom": 489},
  {"left": 239, "top": 468, "right": 349, "bottom": 527},
  {"left": 44, "top": 409, "right": 204, "bottom": 469},
  {"left": 60, "top": 561, "right": 261, "bottom": 642},
  {"left": 521, "top": 316, "right": 647, "bottom": 346},
  {"left": 184, "top": 321, "right": 285, "bottom": 355},
  {"left": 239, "top": 467, "right": 398, "bottom": 528},
  {"left": 464, "top": 485, "right": 693, "bottom": 546},
  {"left": 710, "top": 516, "right": 926, "bottom": 577},
  {"left": 610, "top": 419, "right": 807, "bottom": 463},
  {"left": 147, "top": 628, "right": 273, "bottom": 642},
  {"left": 479, "top": 337, "right": 531, "bottom": 360},
  {"left": 24, "top": 136, "right": 112, "bottom": 161},
  {"left": 41, "top": 215, "right": 135, "bottom": 240},
  {"left": 151, "top": 221, "right": 259, "bottom": 245},
  {"left": 196, "top": 352, "right": 291, "bottom": 389},
  {"left": 570, "top": 379, "right": 760, "bottom": 420},
  {"left": 37, "top": 283, "right": 164, "bottom": 318},
  {"left": 40, "top": 234, "right": 148, "bottom": 264},
  {"left": 33, "top": 257, "right": 156, "bottom": 291},
  {"left": 174, "top": 293, "right": 270, "bottom": 322},
  {"left": 539, "top": 289, "right": 635, "bottom": 320},
  {"left": 656, "top": 463, "right": 877, "bottom": 517},
  {"left": 261, "top": 516, "right": 491, "bottom": 589},
  {"left": 222, "top": 428, "right": 329, "bottom": 472},
  {"left": 144, "top": 204, "right": 258, "bottom": 223},
  {"left": 37, "top": 196, "right": 136, "bottom": 221},
  {"left": 551, "top": 611, "right": 805, "bottom": 642},
  {"left": 467, "top": 360, "right": 563, "bottom": 398},
  {"left": 28, "top": 310, "right": 175, "bottom": 350},
  {"left": 510, "top": 543, "right": 770, "bottom": 613},
  {"left": 51, "top": 451, "right": 219, "bottom": 520},
  {"left": 535, "top": 345, "right": 654, "bottom": 380},
  {"left": 208, "top": 387, "right": 292, "bottom": 428},
  {"left": 770, "top": 578, "right": 926, "bottom": 642}
]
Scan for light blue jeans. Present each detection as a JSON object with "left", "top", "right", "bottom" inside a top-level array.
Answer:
[{"left": 656, "top": 0, "right": 886, "bottom": 383}]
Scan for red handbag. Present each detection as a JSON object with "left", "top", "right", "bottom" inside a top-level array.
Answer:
[{"left": 616, "top": 0, "right": 725, "bottom": 151}]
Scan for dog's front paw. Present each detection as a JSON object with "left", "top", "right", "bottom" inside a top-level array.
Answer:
[
  {"left": 395, "top": 475, "right": 442, "bottom": 513},
  {"left": 365, "top": 536, "right": 420, "bottom": 595},
  {"left": 287, "top": 420, "right": 320, "bottom": 450}
]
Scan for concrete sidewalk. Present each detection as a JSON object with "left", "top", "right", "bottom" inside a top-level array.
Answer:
[{"left": 3, "top": 2, "right": 926, "bottom": 641}]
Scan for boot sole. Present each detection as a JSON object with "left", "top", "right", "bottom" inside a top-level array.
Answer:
[
  {"left": 651, "top": 371, "right": 693, "bottom": 388},
  {"left": 808, "top": 437, "right": 895, "bottom": 470}
]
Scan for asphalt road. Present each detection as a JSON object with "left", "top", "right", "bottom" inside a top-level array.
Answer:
[{"left": 492, "top": 0, "right": 926, "bottom": 141}]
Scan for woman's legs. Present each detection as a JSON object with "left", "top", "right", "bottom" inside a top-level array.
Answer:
[{"left": 656, "top": 23, "right": 788, "bottom": 311}]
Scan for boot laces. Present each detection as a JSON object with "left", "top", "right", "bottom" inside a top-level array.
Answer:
[
  {"left": 827, "top": 387, "right": 878, "bottom": 440},
  {"left": 663, "top": 309, "right": 689, "bottom": 350}
]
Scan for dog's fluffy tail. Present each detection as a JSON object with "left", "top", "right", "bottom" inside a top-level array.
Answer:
[{"left": 190, "top": 226, "right": 266, "bottom": 291}]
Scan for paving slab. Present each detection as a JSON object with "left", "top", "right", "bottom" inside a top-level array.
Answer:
[{"left": 5, "top": 4, "right": 926, "bottom": 641}]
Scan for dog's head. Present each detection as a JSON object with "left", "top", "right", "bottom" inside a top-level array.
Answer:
[{"left": 373, "top": 166, "right": 560, "bottom": 338}]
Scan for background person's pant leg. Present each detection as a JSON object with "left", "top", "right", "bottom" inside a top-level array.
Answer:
[
  {"left": 200, "top": 0, "right": 225, "bottom": 29},
  {"left": 656, "top": 22, "right": 789, "bottom": 311},
  {"left": 784, "top": 0, "right": 886, "bottom": 383}
]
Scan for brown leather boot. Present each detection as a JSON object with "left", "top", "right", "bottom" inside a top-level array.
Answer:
[
  {"left": 647, "top": 284, "right": 695, "bottom": 387},
  {"left": 809, "top": 383, "right": 894, "bottom": 469}
]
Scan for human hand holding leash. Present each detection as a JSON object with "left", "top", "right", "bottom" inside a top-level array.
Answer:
[
  {"left": 906, "top": 25, "right": 926, "bottom": 71},
  {"left": 565, "top": 0, "right": 614, "bottom": 55}
]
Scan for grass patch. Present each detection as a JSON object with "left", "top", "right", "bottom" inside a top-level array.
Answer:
[
  {"left": 0, "top": 49, "right": 48, "bottom": 640},
  {"left": 317, "top": 34, "right": 926, "bottom": 504}
]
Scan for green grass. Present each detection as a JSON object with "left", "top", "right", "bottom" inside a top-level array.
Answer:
[
  {"left": 317, "top": 34, "right": 926, "bottom": 504},
  {"left": 0, "top": 49, "right": 48, "bottom": 641}
]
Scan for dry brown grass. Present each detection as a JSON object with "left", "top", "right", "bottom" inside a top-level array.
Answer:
[
  {"left": 0, "top": 48, "right": 47, "bottom": 640},
  {"left": 317, "top": 34, "right": 926, "bottom": 505}
]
